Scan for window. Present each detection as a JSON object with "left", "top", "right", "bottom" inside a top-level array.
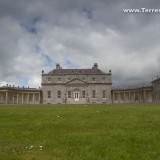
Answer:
[
  {"left": 48, "top": 91, "right": 51, "bottom": 98},
  {"left": 103, "top": 77, "right": 106, "bottom": 81},
  {"left": 57, "top": 90, "right": 61, "bottom": 98},
  {"left": 68, "top": 91, "right": 71, "bottom": 98},
  {"left": 82, "top": 77, "right": 85, "bottom": 81},
  {"left": 103, "top": 90, "right": 106, "bottom": 98},
  {"left": 48, "top": 77, "right": 51, "bottom": 82},
  {"left": 92, "top": 77, "right": 95, "bottom": 82},
  {"left": 82, "top": 91, "right": 85, "bottom": 98},
  {"left": 92, "top": 90, "right": 96, "bottom": 98},
  {"left": 58, "top": 77, "right": 61, "bottom": 81},
  {"left": 68, "top": 77, "right": 71, "bottom": 81}
]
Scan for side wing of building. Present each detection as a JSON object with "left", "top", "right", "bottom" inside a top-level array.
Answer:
[
  {"left": 112, "top": 85, "right": 153, "bottom": 104},
  {"left": 0, "top": 86, "right": 42, "bottom": 104}
]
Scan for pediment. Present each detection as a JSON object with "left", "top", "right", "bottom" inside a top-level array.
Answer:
[{"left": 65, "top": 78, "right": 88, "bottom": 85}]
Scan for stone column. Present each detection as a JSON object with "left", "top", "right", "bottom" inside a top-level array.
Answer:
[
  {"left": 118, "top": 93, "right": 120, "bottom": 103},
  {"left": 144, "top": 90, "right": 146, "bottom": 103},
  {"left": 112, "top": 93, "right": 114, "bottom": 103},
  {"left": 13, "top": 93, "right": 15, "bottom": 104},
  {"left": 124, "top": 92, "right": 126, "bottom": 103},
  {"left": 38, "top": 93, "right": 40, "bottom": 104},
  {"left": 129, "top": 92, "right": 130, "bottom": 103},
  {"left": 138, "top": 91, "right": 140, "bottom": 103},
  {"left": 27, "top": 93, "right": 29, "bottom": 104},
  {"left": 22, "top": 93, "right": 24, "bottom": 104},
  {"left": 17, "top": 93, "right": 19, "bottom": 104},
  {"left": 33, "top": 93, "right": 35, "bottom": 104},
  {"left": 6, "top": 91, "right": 8, "bottom": 104}
]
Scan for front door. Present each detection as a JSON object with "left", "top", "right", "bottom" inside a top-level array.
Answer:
[{"left": 74, "top": 92, "right": 79, "bottom": 101}]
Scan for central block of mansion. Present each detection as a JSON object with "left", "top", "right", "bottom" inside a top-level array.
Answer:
[{"left": 42, "top": 63, "right": 112, "bottom": 104}]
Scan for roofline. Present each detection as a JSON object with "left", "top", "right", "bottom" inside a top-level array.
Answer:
[
  {"left": 112, "top": 85, "right": 153, "bottom": 91},
  {"left": 42, "top": 73, "right": 111, "bottom": 76},
  {"left": 151, "top": 77, "right": 160, "bottom": 83},
  {"left": 41, "top": 83, "right": 112, "bottom": 86},
  {"left": 0, "top": 86, "right": 42, "bottom": 92},
  {"left": 65, "top": 78, "right": 88, "bottom": 84}
]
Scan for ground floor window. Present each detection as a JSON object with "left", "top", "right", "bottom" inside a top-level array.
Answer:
[
  {"left": 57, "top": 90, "right": 61, "bottom": 98},
  {"left": 103, "top": 90, "right": 106, "bottom": 98},
  {"left": 68, "top": 91, "right": 71, "bottom": 98},
  {"left": 92, "top": 90, "right": 96, "bottom": 98},
  {"left": 48, "top": 91, "right": 51, "bottom": 98}
]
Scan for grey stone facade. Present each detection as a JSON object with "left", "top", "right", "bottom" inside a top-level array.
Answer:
[
  {"left": 0, "top": 64, "right": 160, "bottom": 104},
  {"left": 41, "top": 63, "right": 112, "bottom": 104}
]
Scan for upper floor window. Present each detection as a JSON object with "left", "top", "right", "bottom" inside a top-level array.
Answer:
[
  {"left": 82, "top": 77, "right": 85, "bottom": 81},
  {"left": 48, "top": 77, "right": 51, "bottom": 82},
  {"left": 103, "top": 77, "right": 106, "bottom": 81},
  {"left": 48, "top": 91, "right": 51, "bottom": 98},
  {"left": 58, "top": 77, "right": 61, "bottom": 82},
  {"left": 57, "top": 90, "right": 61, "bottom": 98},
  {"left": 82, "top": 91, "right": 85, "bottom": 98},
  {"left": 92, "top": 77, "right": 95, "bottom": 82}
]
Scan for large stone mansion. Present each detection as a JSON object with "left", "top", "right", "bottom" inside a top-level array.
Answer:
[
  {"left": 0, "top": 63, "right": 160, "bottom": 104},
  {"left": 42, "top": 63, "right": 112, "bottom": 104}
]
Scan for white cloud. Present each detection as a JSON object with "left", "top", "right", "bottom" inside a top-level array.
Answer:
[
  {"left": 28, "top": 76, "right": 41, "bottom": 88},
  {"left": 0, "top": 0, "right": 160, "bottom": 87},
  {"left": 0, "top": 81, "right": 15, "bottom": 87}
]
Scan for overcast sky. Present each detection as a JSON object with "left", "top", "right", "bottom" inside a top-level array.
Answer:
[{"left": 0, "top": 0, "right": 160, "bottom": 88}]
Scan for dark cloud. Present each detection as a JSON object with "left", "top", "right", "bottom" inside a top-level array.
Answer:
[{"left": 0, "top": 0, "right": 160, "bottom": 87}]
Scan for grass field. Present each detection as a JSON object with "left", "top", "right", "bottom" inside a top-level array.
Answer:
[{"left": 0, "top": 104, "right": 160, "bottom": 160}]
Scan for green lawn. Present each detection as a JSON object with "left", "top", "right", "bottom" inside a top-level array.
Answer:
[{"left": 0, "top": 104, "right": 160, "bottom": 160}]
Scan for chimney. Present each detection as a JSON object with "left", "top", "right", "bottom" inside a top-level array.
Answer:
[
  {"left": 92, "top": 63, "right": 98, "bottom": 69},
  {"left": 56, "top": 63, "right": 62, "bottom": 69}
]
